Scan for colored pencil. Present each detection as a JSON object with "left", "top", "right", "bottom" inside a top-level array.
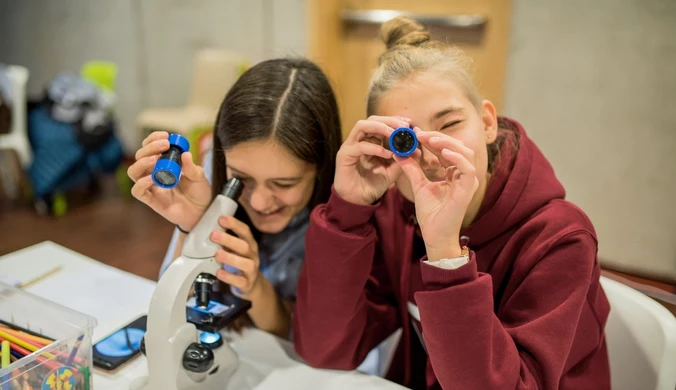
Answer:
[
  {"left": 2, "top": 340, "right": 10, "bottom": 390},
  {"left": 17, "top": 267, "right": 62, "bottom": 290},
  {"left": 0, "top": 328, "right": 50, "bottom": 347},
  {"left": 0, "top": 331, "right": 54, "bottom": 360},
  {"left": 66, "top": 334, "right": 84, "bottom": 366},
  {"left": 0, "top": 333, "right": 44, "bottom": 351},
  {"left": 0, "top": 339, "right": 59, "bottom": 371},
  {"left": 0, "top": 321, "right": 54, "bottom": 342}
]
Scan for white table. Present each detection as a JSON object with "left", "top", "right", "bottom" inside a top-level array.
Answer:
[{"left": 0, "top": 241, "right": 405, "bottom": 390}]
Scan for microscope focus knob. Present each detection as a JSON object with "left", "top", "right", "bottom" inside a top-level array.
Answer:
[
  {"left": 182, "top": 342, "right": 215, "bottom": 373},
  {"left": 140, "top": 336, "right": 146, "bottom": 356}
]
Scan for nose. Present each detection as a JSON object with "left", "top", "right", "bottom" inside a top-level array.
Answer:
[{"left": 248, "top": 185, "right": 275, "bottom": 212}]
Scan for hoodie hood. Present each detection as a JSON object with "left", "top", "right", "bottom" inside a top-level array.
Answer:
[{"left": 460, "top": 117, "right": 566, "bottom": 247}]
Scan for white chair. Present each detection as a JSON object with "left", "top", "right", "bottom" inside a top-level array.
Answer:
[
  {"left": 600, "top": 276, "right": 676, "bottom": 390},
  {"left": 0, "top": 65, "right": 31, "bottom": 168},
  {"left": 136, "top": 49, "right": 247, "bottom": 165}
]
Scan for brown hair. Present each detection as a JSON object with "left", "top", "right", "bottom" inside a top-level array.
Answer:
[
  {"left": 367, "top": 16, "right": 515, "bottom": 173},
  {"left": 210, "top": 57, "right": 342, "bottom": 330},
  {"left": 211, "top": 57, "right": 341, "bottom": 213}
]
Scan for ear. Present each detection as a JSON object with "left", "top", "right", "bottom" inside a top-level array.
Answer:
[{"left": 480, "top": 100, "right": 498, "bottom": 144}]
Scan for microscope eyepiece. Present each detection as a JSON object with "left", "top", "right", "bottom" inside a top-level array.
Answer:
[
  {"left": 152, "top": 133, "right": 190, "bottom": 189},
  {"left": 389, "top": 127, "right": 418, "bottom": 157},
  {"left": 222, "top": 177, "right": 243, "bottom": 200}
]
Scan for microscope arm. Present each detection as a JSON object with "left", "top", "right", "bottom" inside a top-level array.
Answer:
[
  {"left": 135, "top": 194, "right": 240, "bottom": 390},
  {"left": 146, "top": 194, "right": 237, "bottom": 351}
]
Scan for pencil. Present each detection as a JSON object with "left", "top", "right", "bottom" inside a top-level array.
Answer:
[
  {"left": 1, "top": 341, "right": 9, "bottom": 366},
  {"left": 66, "top": 334, "right": 84, "bottom": 366},
  {"left": 17, "top": 266, "right": 62, "bottom": 290},
  {"left": 0, "top": 341, "right": 59, "bottom": 371},
  {"left": 0, "top": 321, "right": 54, "bottom": 342},
  {"left": 2, "top": 340, "right": 10, "bottom": 390},
  {"left": 0, "top": 331, "right": 55, "bottom": 360},
  {"left": 0, "top": 329, "right": 49, "bottom": 348}
]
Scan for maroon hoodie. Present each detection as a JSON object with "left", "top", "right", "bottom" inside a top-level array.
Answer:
[{"left": 294, "top": 118, "right": 611, "bottom": 389}]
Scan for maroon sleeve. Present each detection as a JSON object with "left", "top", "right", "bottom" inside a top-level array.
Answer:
[
  {"left": 415, "top": 232, "right": 602, "bottom": 389},
  {"left": 293, "top": 188, "right": 400, "bottom": 370}
]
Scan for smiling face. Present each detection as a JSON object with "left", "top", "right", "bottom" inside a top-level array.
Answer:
[
  {"left": 375, "top": 72, "right": 498, "bottom": 224},
  {"left": 224, "top": 139, "right": 317, "bottom": 234}
]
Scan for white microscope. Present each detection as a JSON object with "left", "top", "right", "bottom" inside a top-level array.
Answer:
[{"left": 130, "top": 177, "right": 251, "bottom": 390}]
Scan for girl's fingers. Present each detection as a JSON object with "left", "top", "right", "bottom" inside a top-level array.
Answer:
[
  {"left": 141, "top": 131, "right": 169, "bottom": 147},
  {"left": 127, "top": 156, "right": 157, "bottom": 182},
  {"left": 130, "top": 176, "right": 155, "bottom": 203},
  {"left": 215, "top": 250, "right": 256, "bottom": 276},
  {"left": 394, "top": 154, "right": 429, "bottom": 194},
  {"left": 216, "top": 270, "right": 249, "bottom": 292},
  {"left": 210, "top": 230, "right": 250, "bottom": 257},
  {"left": 218, "top": 216, "right": 258, "bottom": 254},
  {"left": 416, "top": 130, "right": 475, "bottom": 163},
  {"left": 135, "top": 139, "right": 170, "bottom": 161},
  {"left": 342, "top": 141, "right": 394, "bottom": 160}
]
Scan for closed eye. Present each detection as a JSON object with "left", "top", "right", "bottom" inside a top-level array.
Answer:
[
  {"left": 273, "top": 182, "right": 297, "bottom": 189},
  {"left": 441, "top": 120, "right": 462, "bottom": 131}
]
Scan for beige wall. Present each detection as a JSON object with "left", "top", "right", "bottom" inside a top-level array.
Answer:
[
  {"left": 1, "top": 0, "right": 674, "bottom": 280},
  {"left": 502, "top": 0, "right": 676, "bottom": 280}
]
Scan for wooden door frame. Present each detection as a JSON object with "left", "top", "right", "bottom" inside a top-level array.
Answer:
[
  {"left": 306, "top": 0, "right": 345, "bottom": 92},
  {"left": 306, "top": 0, "right": 513, "bottom": 138}
]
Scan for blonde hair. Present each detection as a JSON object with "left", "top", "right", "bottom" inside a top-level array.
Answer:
[
  {"left": 366, "top": 16, "right": 482, "bottom": 116},
  {"left": 367, "top": 16, "right": 516, "bottom": 173}
]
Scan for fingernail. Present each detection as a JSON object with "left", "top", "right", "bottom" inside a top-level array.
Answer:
[
  {"left": 430, "top": 137, "right": 441, "bottom": 142},
  {"left": 211, "top": 231, "right": 222, "bottom": 240},
  {"left": 400, "top": 121, "right": 410, "bottom": 128}
]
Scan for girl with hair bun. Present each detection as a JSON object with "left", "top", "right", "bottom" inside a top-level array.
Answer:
[{"left": 294, "top": 16, "right": 611, "bottom": 390}]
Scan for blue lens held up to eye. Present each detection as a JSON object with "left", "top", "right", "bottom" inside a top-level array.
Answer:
[
  {"left": 389, "top": 127, "right": 418, "bottom": 157},
  {"left": 152, "top": 134, "right": 190, "bottom": 189}
]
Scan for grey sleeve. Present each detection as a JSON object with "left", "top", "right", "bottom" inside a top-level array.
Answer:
[{"left": 159, "top": 148, "right": 214, "bottom": 279}]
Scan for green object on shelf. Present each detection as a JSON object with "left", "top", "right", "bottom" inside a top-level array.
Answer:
[
  {"left": 81, "top": 61, "right": 118, "bottom": 93},
  {"left": 52, "top": 193, "right": 68, "bottom": 217},
  {"left": 237, "top": 60, "right": 250, "bottom": 77}
]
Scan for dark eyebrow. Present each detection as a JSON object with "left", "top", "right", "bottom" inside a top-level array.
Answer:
[
  {"left": 227, "top": 166, "right": 303, "bottom": 182},
  {"left": 432, "top": 107, "right": 464, "bottom": 121}
]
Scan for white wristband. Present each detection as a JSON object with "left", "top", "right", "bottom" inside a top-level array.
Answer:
[{"left": 424, "top": 254, "right": 469, "bottom": 270}]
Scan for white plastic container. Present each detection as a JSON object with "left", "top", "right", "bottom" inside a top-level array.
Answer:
[{"left": 0, "top": 281, "right": 97, "bottom": 389}]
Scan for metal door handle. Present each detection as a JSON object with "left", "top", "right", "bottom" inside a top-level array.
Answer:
[{"left": 341, "top": 9, "right": 487, "bottom": 28}]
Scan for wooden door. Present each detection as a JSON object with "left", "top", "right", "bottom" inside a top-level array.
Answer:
[{"left": 307, "top": 0, "right": 513, "bottom": 139}]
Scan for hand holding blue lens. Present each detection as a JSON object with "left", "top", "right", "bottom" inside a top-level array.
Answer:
[
  {"left": 152, "top": 134, "right": 190, "bottom": 189},
  {"left": 389, "top": 127, "right": 418, "bottom": 157}
]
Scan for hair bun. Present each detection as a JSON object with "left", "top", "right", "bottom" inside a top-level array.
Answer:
[{"left": 380, "top": 16, "right": 431, "bottom": 50}]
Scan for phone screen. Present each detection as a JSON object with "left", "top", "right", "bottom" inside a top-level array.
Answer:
[{"left": 93, "top": 315, "right": 147, "bottom": 371}]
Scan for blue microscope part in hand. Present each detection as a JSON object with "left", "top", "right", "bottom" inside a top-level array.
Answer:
[
  {"left": 152, "top": 134, "right": 190, "bottom": 189},
  {"left": 389, "top": 127, "right": 418, "bottom": 157}
]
